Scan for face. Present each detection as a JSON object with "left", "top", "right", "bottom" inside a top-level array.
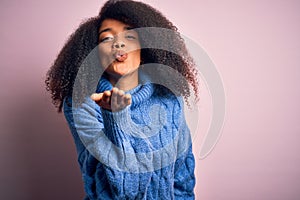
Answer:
[{"left": 98, "top": 19, "right": 141, "bottom": 79}]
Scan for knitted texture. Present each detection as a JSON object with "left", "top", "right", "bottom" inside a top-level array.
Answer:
[{"left": 63, "top": 77, "right": 195, "bottom": 200}]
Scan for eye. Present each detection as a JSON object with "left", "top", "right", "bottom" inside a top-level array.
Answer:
[
  {"left": 125, "top": 34, "right": 137, "bottom": 40},
  {"left": 99, "top": 36, "right": 114, "bottom": 43}
]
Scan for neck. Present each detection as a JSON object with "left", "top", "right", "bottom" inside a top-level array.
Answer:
[{"left": 108, "top": 72, "right": 139, "bottom": 91}]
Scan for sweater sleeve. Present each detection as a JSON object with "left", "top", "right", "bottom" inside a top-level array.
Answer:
[
  {"left": 63, "top": 97, "right": 86, "bottom": 158},
  {"left": 174, "top": 145, "right": 196, "bottom": 199},
  {"left": 173, "top": 98, "right": 196, "bottom": 199},
  {"left": 62, "top": 96, "right": 134, "bottom": 170}
]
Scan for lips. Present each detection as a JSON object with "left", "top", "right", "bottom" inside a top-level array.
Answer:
[{"left": 113, "top": 50, "right": 128, "bottom": 62}]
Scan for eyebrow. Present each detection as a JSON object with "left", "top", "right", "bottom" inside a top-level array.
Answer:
[
  {"left": 98, "top": 26, "right": 134, "bottom": 35},
  {"left": 98, "top": 28, "right": 111, "bottom": 35}
]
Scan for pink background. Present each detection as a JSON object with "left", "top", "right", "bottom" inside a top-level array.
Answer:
[{"left": 1, "top": 0, "right": 300, "bottom": 199}]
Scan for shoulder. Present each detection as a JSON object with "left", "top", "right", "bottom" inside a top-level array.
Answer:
[{"left": 152, "top": 84, "right": 184, "bottom": 108}]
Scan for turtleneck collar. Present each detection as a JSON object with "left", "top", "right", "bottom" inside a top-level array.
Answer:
[{"left": 96, "top": 75, "right": 154, "bottom": 108}]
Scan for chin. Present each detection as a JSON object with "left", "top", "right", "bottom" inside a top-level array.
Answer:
[
  {"left": 107, "top": 64, "right": 138, "bottom": 76},
  {"left": 105, "top": 69, "right": 131, "bottom": 78}
]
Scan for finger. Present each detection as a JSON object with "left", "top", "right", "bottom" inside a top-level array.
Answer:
[
  {"left": 90, "top": 93, "right": 103, "bottom": 102},
  {"left": 111, "top": 87, "right": 119, "bottom": 96},
  {"left": 102, "top": 90, "right": 111, "bottom": 103},
  {"left": 117, "top": 89, "right": 125, "bottom": 105},
  {"left": 111, "top": 88, "right": 118, "bottom": 110},
  {"left": 124, "top": 94, "right": 132, "bottom": 105}
]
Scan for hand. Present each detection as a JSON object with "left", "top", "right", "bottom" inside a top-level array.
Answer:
[{"left": 90, "top": 87, "right": 132, "bottom": 112}]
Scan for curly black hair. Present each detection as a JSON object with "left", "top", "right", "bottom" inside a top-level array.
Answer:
[{"left": 46, "top": 0, "right": 199, "bottom": 112}]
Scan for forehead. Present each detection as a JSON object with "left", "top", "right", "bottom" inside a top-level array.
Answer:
[{"left": 99, "top": 19, "right": 131, "bottom": 33}]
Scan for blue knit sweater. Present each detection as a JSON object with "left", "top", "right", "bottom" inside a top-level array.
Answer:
[{"left": 63, "top": 77, "right": 195, "bottom": 200}]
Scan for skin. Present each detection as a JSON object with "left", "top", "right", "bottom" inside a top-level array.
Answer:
[{"left": 91, "top": 19, "right": 141, "bottom": 112}]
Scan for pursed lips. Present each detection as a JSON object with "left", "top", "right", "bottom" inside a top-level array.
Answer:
[{"left": 113, "top": 50, "right": 128, "bottom": 62}]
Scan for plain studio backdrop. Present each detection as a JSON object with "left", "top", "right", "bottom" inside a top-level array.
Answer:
[{"left": 0, "top": 0, "right": 299, "bottom": 199}]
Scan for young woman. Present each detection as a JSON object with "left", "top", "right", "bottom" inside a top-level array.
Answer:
[{"left": 46, "top": 0, "right": 199, "bottom": 199}]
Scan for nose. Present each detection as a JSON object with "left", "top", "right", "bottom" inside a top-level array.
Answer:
[{"left": 112, "top": 40, "right": 125, "bottom": 49}]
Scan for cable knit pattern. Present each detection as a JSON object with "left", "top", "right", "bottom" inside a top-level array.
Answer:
[{"left": 63, "top": 77, "right": 195, "bottom": 200}]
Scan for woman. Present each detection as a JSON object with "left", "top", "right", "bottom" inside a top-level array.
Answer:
[{"left": 46, "top": 0, "right": 199, "bottom": 199}]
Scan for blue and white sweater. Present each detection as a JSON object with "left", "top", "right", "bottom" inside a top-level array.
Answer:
[{"left": 63, "top": 77, "right": 195, "bottom": 199}]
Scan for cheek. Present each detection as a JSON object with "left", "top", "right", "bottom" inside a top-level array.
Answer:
[
  {"left": 133, "top": 50, "right": 141, "bottom": 62},
  {"left": 98, "top": 46, "right": 111, "bottom": 66},
  {"left": 134, "top": 43, "right": 141, "bottom": 64},
  {"left": 127, "top": 41, "right": 141, "bottom": 55},
  {"left": 130, "top": 50, "right": 141, "bottom": 67}
]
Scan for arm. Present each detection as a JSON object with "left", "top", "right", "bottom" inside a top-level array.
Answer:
[
  {"left": 174, "top": 145, "right": 196, "bottom": 199},
  {"left": 63, "top": 97, "right": 86, "bottom": 161},
  {"left": 63, "top": 95, "right": 133, "bottom": 170},
  {"left": 173, "top": 98, "right": 196, "bottom": 199}
]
